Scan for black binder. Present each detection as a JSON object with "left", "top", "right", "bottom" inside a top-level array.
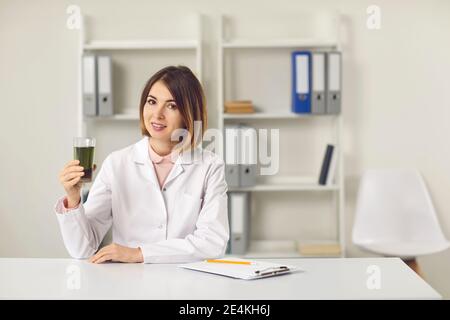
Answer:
[{"left": 319, "top": 144, "right": 334, "bottom": 185}]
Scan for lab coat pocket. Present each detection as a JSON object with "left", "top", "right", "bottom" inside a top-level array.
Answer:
[{"left": 174, "top": 193, "right": 203, "bottom": 233}]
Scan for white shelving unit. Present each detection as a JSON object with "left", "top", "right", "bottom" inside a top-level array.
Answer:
[
  {"left": 77, "top": 14, "right": 203, "bottom": 137},
  {"left": 218, "top": 15, "right": 345, "bottom": 258}
]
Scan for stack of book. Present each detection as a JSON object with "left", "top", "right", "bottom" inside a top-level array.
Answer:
[
  {"left": 224, "top": 100, "right": 255, "bottom": 113},
  {"left": 298, "top": 242, "right": 342, "bottom": 257}
]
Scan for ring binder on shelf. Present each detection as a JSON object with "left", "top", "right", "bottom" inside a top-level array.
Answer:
[
  {"left": 326, "top": 51, "right": 341, "bottom": 114},
  {"left": 224, "top": 125, "right": 240, "bottom": 188},
  {"left": 229, "top": 192, "right": 250, "bottom": 255},
  {"left": 82, "top": 55, "right": 98, "bottom": 116},
  {"left": 97, "top": 55, "right": 113, "bottom": 116},
  {"left": 239, "top": 125, "right": 257, "bottom": 187},
  {"left": 292, "top": 51, "right": 312, "bottom": 114},
  {"left": 312, "top": 52, "right": 326, "bottom": 114}
]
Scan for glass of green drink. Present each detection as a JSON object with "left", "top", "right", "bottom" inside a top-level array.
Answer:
[{"left": 73, "top": 137, "right": 96, "bottom": 182}]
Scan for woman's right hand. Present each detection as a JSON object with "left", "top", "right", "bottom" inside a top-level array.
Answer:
[{"left": 59, "top": 160, "right": 85, "bottom": 208}]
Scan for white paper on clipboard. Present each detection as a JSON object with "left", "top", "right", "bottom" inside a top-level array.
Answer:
[{"left": 179, "top": 257, "right": 303, "bottom": 280}]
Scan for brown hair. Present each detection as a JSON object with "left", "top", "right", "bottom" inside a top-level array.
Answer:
[{"left": 139, "top": 66, "right": 207, "bottom": 150}]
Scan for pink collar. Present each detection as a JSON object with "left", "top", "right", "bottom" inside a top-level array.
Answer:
[{"left": 148, "top": 141, "right": 178, "bottom": 164}]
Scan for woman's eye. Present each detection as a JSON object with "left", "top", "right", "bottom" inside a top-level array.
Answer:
[
  {"left": 147, "top": 99, "right": 156, "bottom": 105},
  {"left": 167, "top": 104, "right": 177, "bottom": 110}
]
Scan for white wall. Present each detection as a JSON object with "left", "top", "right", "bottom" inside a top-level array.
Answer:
[{"left": 1, "top": 0, "right": 449, "bottom": 298}]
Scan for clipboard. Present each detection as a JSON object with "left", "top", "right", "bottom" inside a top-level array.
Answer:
[{"left": 179, "top": 258, "right": 303, "bottom": 280}]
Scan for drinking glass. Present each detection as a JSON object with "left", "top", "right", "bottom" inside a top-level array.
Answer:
[{"left": 73, "top": 137, "right": 96, "bottom": 182}]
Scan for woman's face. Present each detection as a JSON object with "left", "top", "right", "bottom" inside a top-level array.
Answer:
[{"left": 143, "top": 80, "right": 185, "bottom": 144}]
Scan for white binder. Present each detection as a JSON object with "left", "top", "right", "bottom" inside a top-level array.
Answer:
[
  {"left": 224, "top": 125, "right": 240, "bottom": 188},
  {"left": 326, "top": 51, "right": 341, "bottom": 114},
  {"left": 229, "top": 192, "right": 250, "bottom": 255},
  {"left": 239, "top": 125, "right": 257, "bottom": 187},
  {"left": 82, "top": 55, "right": 97, "bottom": 116},
  {"left": 312, "top": 52, "right": 326, "bottom": 114},
  {"left": 97, "top": 55, "right": 113, "bottom": 116}
]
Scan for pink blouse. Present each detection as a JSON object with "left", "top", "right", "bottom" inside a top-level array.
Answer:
[{"left": 147, "top": 142, "right": 177, "bottom": 188}]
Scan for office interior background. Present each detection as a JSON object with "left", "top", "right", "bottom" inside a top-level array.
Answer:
[{"left": 1, "top": 0, "right": 449, "bottom": 298}]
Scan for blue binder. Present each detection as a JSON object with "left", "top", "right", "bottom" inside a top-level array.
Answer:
[{"left": 291, "top": 51, "right": 312, "bottom": 113}]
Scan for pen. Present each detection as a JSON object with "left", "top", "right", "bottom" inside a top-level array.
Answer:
[{"left": 206, "top": 259, "right": 253, "bottom": 265}]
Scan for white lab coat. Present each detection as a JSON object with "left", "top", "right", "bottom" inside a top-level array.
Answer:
[{"left": 54, "top": 137, "right": 229, "bottom": 263}]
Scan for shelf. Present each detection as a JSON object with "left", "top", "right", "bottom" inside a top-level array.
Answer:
[
  {"left": 87, "top": 112, "right": 338, "bottom": 121},
  {"left": 229, "top": 176, "right": 339, "bottom": 192},
  {"left": 232, "top": 240, "right": 342, "bottom": 259},
  {"left": 221, "top": 38, "right": 338, "bottom": 49},
  {"left": 223, "top": 112, "right": 338, "bottom": 120},
  {"left": 229, "top": 183, "right": 338, "bottom": 192},
  {"left": 83, "top": 40, "right": 199, "bottom": 50},
  {"left": 84, "top": 114, "right": 140, "bottom": 121}
]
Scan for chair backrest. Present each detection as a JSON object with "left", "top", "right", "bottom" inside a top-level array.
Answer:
[{"left": 352, "top": 169, "right": 449, "bottom": 250}]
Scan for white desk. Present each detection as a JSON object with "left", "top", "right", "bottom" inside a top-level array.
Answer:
[{"left": 0, "top": 257, "right": 441, "bottom": 300}]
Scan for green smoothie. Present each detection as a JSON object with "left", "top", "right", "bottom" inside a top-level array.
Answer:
[{"left": 74, "top": 146, "right": 95, "bottom": 182}]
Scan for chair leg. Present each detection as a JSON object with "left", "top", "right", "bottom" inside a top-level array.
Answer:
[{"left": 403, "top": 258, "right": 425, "bottom": 279}]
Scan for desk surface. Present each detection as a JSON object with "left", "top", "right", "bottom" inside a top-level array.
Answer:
[{"left": 0, "top": 257, "right": 441, "bottom": 300}]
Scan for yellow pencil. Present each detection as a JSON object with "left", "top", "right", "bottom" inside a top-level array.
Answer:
[{"left": 206, "top": 259, "right": 252, "bottom": 265}]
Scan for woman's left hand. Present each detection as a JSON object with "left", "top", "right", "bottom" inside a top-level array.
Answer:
[{"left": 89, "top": 243, "right": 144, "bottom": 264}]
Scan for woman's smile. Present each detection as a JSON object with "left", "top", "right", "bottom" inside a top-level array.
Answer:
[{"left": 151, "top": 122, "right": 167, "bottom": 132}]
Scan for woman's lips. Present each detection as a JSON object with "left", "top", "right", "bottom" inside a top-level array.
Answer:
[{"left": 151, "top": 122, "right": 167, "bottom": 132}]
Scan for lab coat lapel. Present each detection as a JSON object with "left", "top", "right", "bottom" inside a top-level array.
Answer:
[
  {"left": 163, "top": 147, "right": 200, "bottom": 186},
  {"left": 132, "top": 137, "right": 201, "bottom": 188},
  {"left": 163, "top": 162, "right": 184, "bottom": 187},
  {"left": 132, "top": 137, "right": 160, "bottom": 188}
]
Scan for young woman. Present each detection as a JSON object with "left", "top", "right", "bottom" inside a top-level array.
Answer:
[{"left": 55, "top": 66, "right": 229, "bottom": 264}]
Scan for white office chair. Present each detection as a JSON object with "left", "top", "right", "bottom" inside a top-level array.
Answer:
[{"left": 352, "top": 169, "right": 450, "bottom": 275}]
